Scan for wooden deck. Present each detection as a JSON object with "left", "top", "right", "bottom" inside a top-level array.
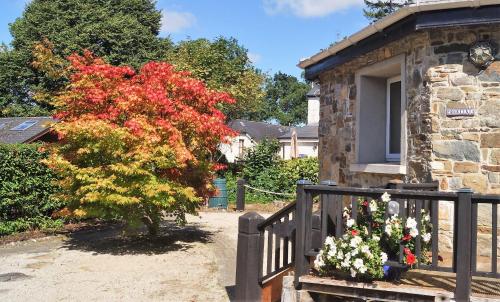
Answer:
[{"left": 300, "top": 270, "right": 500, "bottom": 302}]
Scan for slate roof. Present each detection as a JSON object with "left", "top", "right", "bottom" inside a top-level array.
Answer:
[
  {"left": 0, "top": 117, "right": 57, "bottom": 144},
  {"left": 228, "top": 119, "right": 289, "bottom": 142},
  {"left": 307, "top": 84, "right": 320, "bottom": 98},
  {"left": 279, "top": 125, "right": 318, "bottom": 140}
]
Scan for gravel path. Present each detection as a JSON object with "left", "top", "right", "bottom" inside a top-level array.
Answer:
[{"left": 0, "top": 212, "right": 249, "bottom": 302}]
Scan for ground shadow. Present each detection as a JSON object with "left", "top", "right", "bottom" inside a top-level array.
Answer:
[{"left": 62, "top": 220, "right": 214, "bottom": 256}]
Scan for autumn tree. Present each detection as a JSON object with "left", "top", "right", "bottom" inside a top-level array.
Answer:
[
  {"left": 46, "top": 52, "right": 235, "bottom": 235},
  {"left": 1, "top": 0, "right": 170, "bottom": 116},
  {"left": 363, "top": 0, "right": 413, "bottom": 22},
  {"left": 165, "top": 37, "right": 266, "bottom": 121}
]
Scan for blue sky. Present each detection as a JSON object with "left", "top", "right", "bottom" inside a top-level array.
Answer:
[{"left": 0, "top": 0, "right": 369, "bottom": 78}]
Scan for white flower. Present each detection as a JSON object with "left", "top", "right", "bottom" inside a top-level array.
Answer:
[
  {"left": 346, "top": 219, "right": 355, "bottom": 228},
  {"left": 372, "top": 235, "right": 380, "bottom": 242},
  {"left": 341, "top": 256, "right": 351, "bottom": 268},
  {"left": 336, "top": 250, "right": 344, "bottom": 260},
  {"left": 369, "top": 200, "right": 378, "bottom": 212},
  {"left": 424, "top": 214, "right": 430, "bottom": 222},
  {"left": 350, "top": 236, "right": 362, "bottom": 248},
  {"left": 361, "top": 246, "right": 372, "bottom": 258},
  {"left": 381, "top": 252, "right": 388, "bottom": 264},
  {"left": 350, "top": 268, "right": 357, "bottom": 278},
  {"left": 351, "top": 248, "right": 359, "bottom": 257},
  {"left": 381, "top": 192, "right": 391, "bottom": 203},
  {"left": 360, "top": 245, "right": 370, "bottom": 254},
  {"left": 423, "top": 233, "right": 431, "bottom": 243},
  {"left": 327, "top": 245, "right": 337, "bottom": 258},
  {"left": 406, "top": 217, "right": 417, "bottom": 229},
  {"left": 409, "top": 227, "right": 419, "bottom": 238},
  {"left": 385, "top": 225, "right": 392, "bottom": 236},
  {"left": 314, "top": 253, "right": 324, "bottom": 269},
  {"left": 353, "top": 258, "right": 364, "bottom": 270},
  {"left": 325, "top": 236, "right": 335, "bottom": 247},
  {"left": 359, "top": 265, "right": 367, "bottom": 274}
]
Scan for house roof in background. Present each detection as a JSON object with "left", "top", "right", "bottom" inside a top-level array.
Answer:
[
  {"left": 298, "top": 0, "right": 500, "bottom": 73},
  {"left": 306, "top": 84, "right": 320, "bottom": 98},
  {"left": 0, "top": 117, "right": 57, "bottom": 144},
  {"left": 279, "top": 125, "right": 318, "bottom": 140},
  {"left": 228, "top": 119, "right": 290, "bottom": 142}
]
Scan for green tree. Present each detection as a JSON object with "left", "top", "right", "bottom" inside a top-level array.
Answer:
[
  {"left": 264, "top": 72, "right": 310, "bottom": 126},
  {"left": 363, "top": 0, "right": 413, "bottom": 22},
  {"left": 1, "top": 0, "right": 170, "bottom": 117},
  {"left": 165, "top": 37, "right": 266, "bottom": 121}
]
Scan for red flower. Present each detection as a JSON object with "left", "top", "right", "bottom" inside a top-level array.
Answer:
[
  {"left": 406, "top": 253, "right": 416, "bottom": 266},
  {"left": 362, "top": 200, "right": 368, "bottom": 207},
  {"left": 404, "top": 247, "right": 411, "bottom": 255},
  {"left": 402, "top": 234, "right": 412, "bottom": 241},
  {"left": 351, "top": 230, "right": 359, "bottom": 236}
]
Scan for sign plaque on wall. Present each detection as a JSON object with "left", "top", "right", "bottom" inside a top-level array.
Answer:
[{"left": 446, "top": 107, "right": 476, "bottom": 117}]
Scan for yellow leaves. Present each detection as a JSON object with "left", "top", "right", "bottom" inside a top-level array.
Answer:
[{"left": 73, "top": 209, "right": 87, "bottom": 218}]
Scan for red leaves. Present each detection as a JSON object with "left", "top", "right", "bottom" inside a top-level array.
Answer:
[{"left": 54, "top": 52, "right": 236, "bottom": 197}]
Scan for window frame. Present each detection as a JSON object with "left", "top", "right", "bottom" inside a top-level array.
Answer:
[{"left": 385, "top": 75, "right": 402, "bottom": 162}]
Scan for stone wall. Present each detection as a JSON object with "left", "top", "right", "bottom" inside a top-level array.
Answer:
[
  {"left": 427, "top": 29, "right": 500, "bottom": 195},
  {"left": 318, "top": 25, "right": 500, "bottom": 194},
  {"left": 317, "top": 25, "right": 500, "bottom": 257}
]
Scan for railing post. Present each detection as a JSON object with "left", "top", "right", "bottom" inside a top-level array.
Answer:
[
  {"left": 455, "top": 188, "right": 473, "bottom": 302},
  {"left": 320, "top": 180, "right": 337, "bottom": 244},
  {"left": 294, "top": 179, "right": 312, "bottom": 288},
  {"left": 235, "top": 212, "right": 265, "bottom": 302},
  {"left": 236, "top": 178, "right": 246, "bottom": 211}
]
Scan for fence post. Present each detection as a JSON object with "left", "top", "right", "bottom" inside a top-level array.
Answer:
[
  {"left": 235, "top": 212, "right": 265, "bottom": 302},
  {"left": 320, "top": 180, "right": 337, "bottom": 244},
  {"left": 236, "top": 178, "right": 246, "bottom": 211},
  {"left": 455, "top": 188, "right": 473, "bottom": 302},
  {"left": 294, "top": 179, "right": 312, "bottom": 288}
]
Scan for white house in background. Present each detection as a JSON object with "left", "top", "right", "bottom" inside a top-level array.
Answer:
[
  {"left": 220, "top": 84, "right": 320, "bottom": 162},
  {"left": 277, "top": 84, "right": 320, "bottom": 159},
  {"left": 278, "top": 125, "right": 319, "bottom": 160},
  {"left": 220, "top": 120, "right": 289, "bottom": 163}
]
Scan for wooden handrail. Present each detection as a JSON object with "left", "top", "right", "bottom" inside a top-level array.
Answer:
[{"left": 257, "top": 202, "right": 296, "bottom": 231}]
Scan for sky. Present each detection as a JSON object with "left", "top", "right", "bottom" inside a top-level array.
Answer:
[{"left": 0, "top": 0, "right": 369, "bottom": 79}]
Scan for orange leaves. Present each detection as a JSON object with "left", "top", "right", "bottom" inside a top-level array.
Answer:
[{"left": 49, "top": 52, "right": 236, "bottom": 231}]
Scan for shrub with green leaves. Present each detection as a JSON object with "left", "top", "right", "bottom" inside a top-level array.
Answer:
[
  {"left": 228, "top": 139, "right": 319, "bottom": 204},
  {"left": 0, "top": 143, "right": 62, "bottom": 235}
]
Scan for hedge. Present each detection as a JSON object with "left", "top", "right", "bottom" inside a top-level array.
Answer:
[{"left": 0, "top": 143, "right": 62, "bottom": 235}]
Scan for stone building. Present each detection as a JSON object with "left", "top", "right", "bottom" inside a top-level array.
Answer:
[{"left": 299, "top": 0, "right": 500, "bottom": 195}]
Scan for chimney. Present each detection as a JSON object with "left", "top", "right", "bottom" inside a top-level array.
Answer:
[{"left": 307, "top": 83, "right": 320, "bottom": 125}]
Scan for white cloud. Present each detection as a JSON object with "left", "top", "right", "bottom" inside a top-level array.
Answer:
[
  {"left": 263, "top": 0, "right": 364, "bottom": 18},
  {"left": 161, "top": 10, "right": 196, "bottom": 34},
  {"left": 248, "top": 52, "right": 262, "bottom": 64}
]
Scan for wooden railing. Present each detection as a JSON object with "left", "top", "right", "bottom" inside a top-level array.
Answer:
[
  {"left": 235, "top": 181, "right": 500, "bottom": 302},
  {"left": 256, "top": 202, "right": 296, "bottom": 283}
]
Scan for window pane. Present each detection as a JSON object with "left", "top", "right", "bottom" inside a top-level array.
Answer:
[{"left": 389, "top": 81, "right": 401, "bottom": 154}]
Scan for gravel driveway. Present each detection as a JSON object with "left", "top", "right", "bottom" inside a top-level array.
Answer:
[{"left": 0, "top": 212, "right": 248, "bottom": 302}]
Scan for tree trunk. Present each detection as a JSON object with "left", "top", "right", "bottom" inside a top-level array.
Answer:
[{"left": 142, "top": 215, "right": 159, "bottom": 236}]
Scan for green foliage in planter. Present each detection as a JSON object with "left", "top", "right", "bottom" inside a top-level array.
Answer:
[{"left": 0, "top": 143, "right": 63, "bottom": 235}]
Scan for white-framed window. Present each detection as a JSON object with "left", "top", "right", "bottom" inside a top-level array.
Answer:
[{"left": 386, "top": 76, "right": 402, "bottom": 162}]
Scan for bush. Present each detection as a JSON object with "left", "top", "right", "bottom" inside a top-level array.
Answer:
[
  {"left": 242, "top": 139, "right": 281, "bottom": 183},
  {"left": 227, "top": 139, "right": 319, "bottom": 204},
  {"left": 0, "top": 143, "right": 63, "bottom": 235}
]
